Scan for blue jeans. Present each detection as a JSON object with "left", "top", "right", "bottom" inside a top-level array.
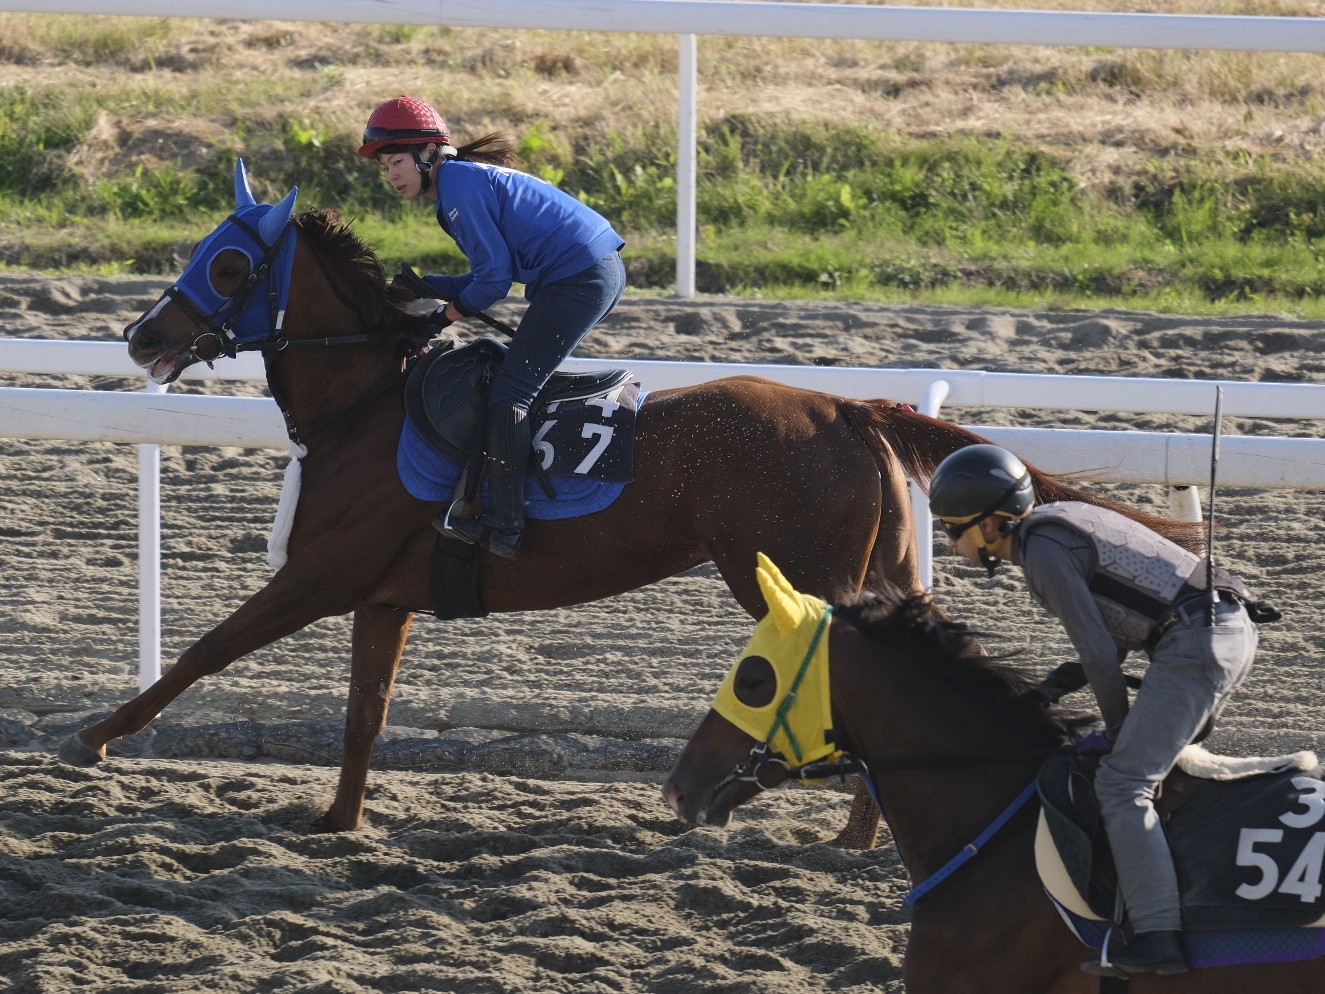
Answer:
[
  {"left": 487, "top": 251, "right": 626, "bottom": 410},
  {"left": 1094, "top": 596, "right": 1257, "bottom": 932}
]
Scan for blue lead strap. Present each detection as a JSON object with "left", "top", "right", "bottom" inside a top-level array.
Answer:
[{"left": 901, "top": 778, "right": 1039, "bottom": 907}]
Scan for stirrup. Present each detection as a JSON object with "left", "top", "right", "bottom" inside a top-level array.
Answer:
[
  {"left": 435, "top": 503, "right": 477, "bottom": 544},
  {"left": 1079, "top": 956, "right": 1127, "bottom": 979},
  {"left": 446, "top": 513, "right": 522, "bottom": 558}
]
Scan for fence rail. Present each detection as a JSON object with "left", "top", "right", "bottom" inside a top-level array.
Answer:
[
  {"left": 4, "top": 351, "right": 1324, "bottom": 489},
  {"left": 3, "top": 337, "right": 1324, "bottom": 689},
  {"left": 10, "top": 0, "right": 1325, "bottom": 52}
]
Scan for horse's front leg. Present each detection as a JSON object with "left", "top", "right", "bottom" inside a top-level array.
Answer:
[
  {"left": 59, "top": 573, "right": 333, "bottom": 767},
  {"left": 315, "top": 604, "right": 414, "bottom": 832}
]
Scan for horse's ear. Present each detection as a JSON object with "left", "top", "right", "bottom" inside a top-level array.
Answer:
[
  {"left": 756, "top": 553, "right": 803, "bottom": 636},
  {"left": 235, "top": 158, "right": 257, "bottom": 209},
  {"left": 259, "top": 186, "right": 299, "bottom": 246}
]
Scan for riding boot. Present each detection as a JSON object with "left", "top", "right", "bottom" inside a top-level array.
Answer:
[
  {"left": 1082, "top": 929, "right": 1188, "bottom": 977},
  {"left": 449, "top": 403, "right": 530, "bottom": 558}
]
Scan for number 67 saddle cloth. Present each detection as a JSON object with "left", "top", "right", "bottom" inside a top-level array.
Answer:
[
  {"left": 1036, "top": 747, "right": 1325, "bottom": 969},
  {"left": 397, "top": 337, "right": 642, "bottom": 518}
]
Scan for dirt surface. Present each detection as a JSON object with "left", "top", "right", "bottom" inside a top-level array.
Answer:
[{"left": 1, "top": 275, "right": 1324, "bottom": 992}]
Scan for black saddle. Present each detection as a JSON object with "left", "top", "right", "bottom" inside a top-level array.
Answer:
[{"left": 403, "top": 337, "right": 632, "bottom": 462}]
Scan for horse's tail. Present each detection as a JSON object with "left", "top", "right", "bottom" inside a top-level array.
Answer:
[{"left": 846, "top": 400, "right": 1208, "bottom": 555}]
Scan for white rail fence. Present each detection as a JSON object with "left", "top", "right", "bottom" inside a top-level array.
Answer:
[{"left": 3, "top": 337, "right": 1324, "bottom": 690}]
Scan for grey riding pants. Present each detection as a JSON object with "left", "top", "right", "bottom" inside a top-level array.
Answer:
[{"left": 1094, "top": 596, "right": 1257, "bottom": 933}]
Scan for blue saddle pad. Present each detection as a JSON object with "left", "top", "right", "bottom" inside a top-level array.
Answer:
[
  {"left": 396, "top": 386, "right": 643, "bottom": 520},
  {"left": 1052, "top": 901, "right": 1325, "bottom": 969}
]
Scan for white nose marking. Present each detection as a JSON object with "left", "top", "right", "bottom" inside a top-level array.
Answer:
[{"left": 127, "top": 294, "right": 171, "bottom": 338}]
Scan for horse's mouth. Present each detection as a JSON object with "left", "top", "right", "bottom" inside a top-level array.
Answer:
[
  {"left": 144, "top": 345, "right": 194, "bottom": 385},
  {"left": 696, "top": 778, "right": 758, "bottom": 828}
]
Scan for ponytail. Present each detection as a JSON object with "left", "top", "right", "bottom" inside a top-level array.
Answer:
[{"left": 454, "top": 132, "right": 520, "bottom": 167}]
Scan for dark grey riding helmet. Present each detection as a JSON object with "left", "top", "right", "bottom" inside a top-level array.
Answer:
[{"left": 929, "top": 444, "right": 1034, "bottom": 524}]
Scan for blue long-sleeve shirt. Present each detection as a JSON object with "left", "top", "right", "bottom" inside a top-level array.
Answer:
[{"left": 422, "top": 160, "right": 624, "bottom": 316}]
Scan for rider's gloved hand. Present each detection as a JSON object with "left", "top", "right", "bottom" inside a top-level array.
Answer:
[
  {"left": 430, "top": 305, "right": 454, "bottom": 330},
  {"left": 1077, "top": 728, "right": 1115, "bottom": 754},
  {"left": 390, "top": 264, "right": 439, "bottom": 300}
]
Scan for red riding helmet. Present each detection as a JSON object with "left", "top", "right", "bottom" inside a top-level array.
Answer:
[{"left": 358, "top": 95, "right": 451, "bottom": 159}]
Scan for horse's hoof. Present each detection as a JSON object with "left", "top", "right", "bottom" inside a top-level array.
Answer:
[
  {"left": 58, "top": 733, "right": 104, "bottom": 767},
  {"left": 830, "top": 826, "right": 880, "bottom": 851},
  {"left": 310, "top": 812, "right": 354, "bottom": 834}
]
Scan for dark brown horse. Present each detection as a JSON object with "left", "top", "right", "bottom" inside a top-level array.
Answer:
[
  {"left": 64, "top": 165, "right": 1204, "bottom": 839},
  {"left": 663, "top": 559, "right": 1323, "bottom": 993}
]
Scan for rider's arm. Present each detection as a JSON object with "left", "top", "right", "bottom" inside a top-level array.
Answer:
[{"left": 1020, "top": 525, "right": 1130, "bottom": 734}]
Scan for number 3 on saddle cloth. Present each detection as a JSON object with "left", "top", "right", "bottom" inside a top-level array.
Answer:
[{"left": 1036, "top": 749, "right": 1325, "bottom": 969}]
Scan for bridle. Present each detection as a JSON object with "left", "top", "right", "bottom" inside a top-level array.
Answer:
[
  {"left": 704, "top": 612, "right": 1083, "bottom": 904},
  {"left": 163, "top": 211, "right": 377, "bottom": 366},
  {"left": 155, "top": 209, "right": 429, "bottom": 447}
]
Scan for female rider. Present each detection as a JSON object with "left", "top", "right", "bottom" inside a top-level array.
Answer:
[{"left": 359, "top": 95, "right": 626, "bottom": 558}]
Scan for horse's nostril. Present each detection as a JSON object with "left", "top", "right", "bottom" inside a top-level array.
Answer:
[{"left": 126, "top": 327, "right": 158, "bottom": 352}]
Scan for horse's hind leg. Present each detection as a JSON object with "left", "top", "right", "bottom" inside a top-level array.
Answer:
[{"left": 315, "top": 604, "right": 414, "bottom": 833}]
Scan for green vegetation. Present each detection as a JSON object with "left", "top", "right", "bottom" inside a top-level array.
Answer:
[{"left": 2, "top": 12, "right": 1325, "bottom": 316}]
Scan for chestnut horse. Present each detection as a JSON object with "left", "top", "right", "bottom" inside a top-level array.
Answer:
[
  {"left": 663, "top": 559, "right": 1323, "bottom": 993},
  {"left": 64, "top": 164, "right": 1203, "bottom": 839}
]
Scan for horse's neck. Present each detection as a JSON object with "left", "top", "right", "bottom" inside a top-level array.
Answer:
[
  {"left": 877, "top": 758, "right": 1042, "bottom": 885},
  {"left": 832, "top": 628, "right": 1084, "bottom": 991},
  {"left": 267, "top": 346, "right": 403, "bottom": 446},
  {"left": 834, "top": 632, "right": 1050, "bottom": 884}
]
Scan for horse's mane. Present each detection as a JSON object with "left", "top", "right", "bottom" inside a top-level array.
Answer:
[
  {"left": 292, "top": 207, "right": 432, "bottom": 345},
  {"left": 834, "top": 584, "right": 1094, "bottom": 742}
]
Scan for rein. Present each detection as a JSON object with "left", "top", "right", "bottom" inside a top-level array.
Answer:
[
  {"left": 731, "top": 733, "right": 1079, "bottom": 905},
  {"left": 898, "top": 778, "right": 1039, "bottom": 906},
  {"left": 810, "top": 743, "right": 1077, "bottom": 905}
]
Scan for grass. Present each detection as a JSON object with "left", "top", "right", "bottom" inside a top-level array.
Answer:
[{"left": 2, "top": 11, "right": 1325, "bottom": 316}]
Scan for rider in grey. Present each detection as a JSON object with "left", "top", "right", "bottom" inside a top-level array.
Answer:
[{"left": 927, "top": 444, "right": 1274, "bottom": 978}]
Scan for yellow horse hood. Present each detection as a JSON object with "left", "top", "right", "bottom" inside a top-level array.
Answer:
[{"left": 711, "top": 553, "right": 845, "bottom": 768}]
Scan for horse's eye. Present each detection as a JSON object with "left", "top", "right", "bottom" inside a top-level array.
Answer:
[
  {"left": 733, "top": 655, "right": 776, "bottom": 708},
  {"left": 209, "top": 249, "right": 251, "bottom": 296}
]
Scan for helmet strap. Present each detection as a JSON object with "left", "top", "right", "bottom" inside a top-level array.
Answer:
[
  {"left": 411, "top": 145, "right": 438, "bottom": 175},
  {"left": 974, "top": 515, "right": 1022, "bottom": 576}
]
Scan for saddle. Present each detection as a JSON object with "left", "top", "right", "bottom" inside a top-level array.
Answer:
[
  {"left": 399, "top": 337, "right": 640, "bottom": 622},
  {"left": 403, "top": 337, "right": 634, "bottom": 465},
  {"left": 1036, "top": 747, "right": 1325, "bottom": 969}
]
